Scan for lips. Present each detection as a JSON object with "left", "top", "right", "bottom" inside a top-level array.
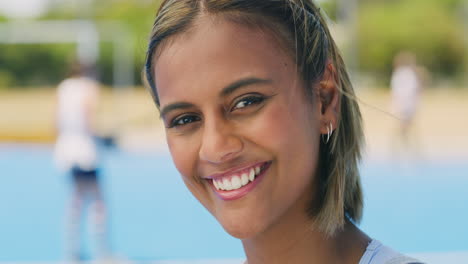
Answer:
[{"left": 207, "top": 161, "right": 271, "bottom": 201}]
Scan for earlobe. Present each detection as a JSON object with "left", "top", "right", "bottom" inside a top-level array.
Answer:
[{"left": 318, "top": 63, "right": 340, "bottom": 135}]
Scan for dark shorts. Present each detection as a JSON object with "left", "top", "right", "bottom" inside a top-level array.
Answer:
[{"left": 71, "top": 166, "right": 99, "bottom": 182}]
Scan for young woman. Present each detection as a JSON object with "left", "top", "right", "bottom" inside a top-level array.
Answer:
[{"left": 144, "top": 1, "right": 423, "bottom": 263}]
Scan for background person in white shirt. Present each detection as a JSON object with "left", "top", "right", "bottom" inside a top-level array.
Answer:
[
  {"left": 390, "top": 51, "right": 423, "bottom": 154},
  {"left": 54, "top": 62, "right": 109, "bottom": 261}
]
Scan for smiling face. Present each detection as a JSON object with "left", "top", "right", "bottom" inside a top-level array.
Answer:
[{"left": 154, "top": 15, "right": 322, "bottom": 239}]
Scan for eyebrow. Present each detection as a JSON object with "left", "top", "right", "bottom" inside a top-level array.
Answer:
[
  {"left": 160, "top": 102, "right": 195, "bottom": 119},
  {"left": 220, "top": 77, "right": 272, "bottom": 97},
  {"left": 160, "top": 77, "right": 272, "bottom": 119}
]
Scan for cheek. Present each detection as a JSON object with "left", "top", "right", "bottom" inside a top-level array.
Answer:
[
  {"left": 246, "top": 99, "right": 320, "bottom": 199},
  {"left": 246, "top": 100, "right": 319, "bottom": 158},
  {"left": 167, "top": 135, "right": 212, "bottom": 203},
  {"left": 167, "top": 135, "right": 199, "bottom": 180},
  {"left": 167, "top": 134, "right": 217, "bottom": 215}
]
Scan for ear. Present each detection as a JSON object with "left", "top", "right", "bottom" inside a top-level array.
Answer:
[{"left": 317, "top": 63, "right": 340, "bottom": 135}]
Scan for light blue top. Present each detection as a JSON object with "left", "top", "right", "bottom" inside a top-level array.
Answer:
[{"left": 359, "top": 239, "right": 423, "bottom": 264}]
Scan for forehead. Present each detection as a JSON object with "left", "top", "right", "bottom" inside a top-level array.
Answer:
[{"left": 154, "top": 15, "right": 296, "bottom": 105}]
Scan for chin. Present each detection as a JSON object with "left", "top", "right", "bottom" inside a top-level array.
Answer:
[
  {"left": 222, "top": 222, "right": 258, "bottom": 239},
  {"left": 216, "top": 212, "right": 266, "bottom": 239}
]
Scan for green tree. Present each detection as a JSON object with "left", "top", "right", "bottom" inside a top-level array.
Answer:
[
  {"left": 0, "top": 0, "right": 161, "bottom": 88},
  {"left": 357, "top": 0, "right": 466, "bottom": 83}
]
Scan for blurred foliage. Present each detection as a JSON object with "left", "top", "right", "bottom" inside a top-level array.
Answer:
[
  {"left": 92, "top": 0, "right": 159, "bottom": 86},
  {"left": 0, "top": 0, "right": 466, "bottom": 88},
  {"left": 357, "top": 0, "right": 466, "bottom": 83},
  {"left": 0, "top": 0, "right": 160, "bottom": 89},
  {"left": 0, "top": 44, "right": 74, "bottom": 87},
  {"left": 319, "top": 0, "right": 338, "bottom": 21}
]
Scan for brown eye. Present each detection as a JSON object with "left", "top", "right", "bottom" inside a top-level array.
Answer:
[
  {"left": 169, "top": 114, "right": 201, "bottom": 128},
  {"left": 231, "top": 96, "right": 265, "bottom": 111}
]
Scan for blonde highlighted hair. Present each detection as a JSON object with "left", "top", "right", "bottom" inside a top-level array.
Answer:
[{"left": 145, "top": 0, "right": 364, "bottom": 237}]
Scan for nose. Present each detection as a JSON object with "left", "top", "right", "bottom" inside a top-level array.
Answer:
[{"left": 199, "top": 119, "right": 243, "bottom": 164}]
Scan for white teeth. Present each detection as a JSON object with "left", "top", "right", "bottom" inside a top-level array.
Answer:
[
  {"left": 223, "top": 178, "right": 232, "bottom": 191},
  {"left": 255, "top": 166, "right": 260, "bottom": 175},
  {"left": 241, "top": 173, "right": 249, "bottom": 186},
  {"left": 221, "top": 181, "right": 226, "bottom": 190},
  {"left": 249, "top": 168, "right": 255, "bottom": 181},
  {"left": 215, "top": 179, "right": 224, "bottom": 190},
  {"left": 231, "top": 176, "right": 241, "bottom": 189},
  {"left": 213, "top": 164, "right": 266, "bottom": 192}
]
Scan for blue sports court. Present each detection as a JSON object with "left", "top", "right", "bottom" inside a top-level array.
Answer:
[{"left": 0, "top": 144, "right": 467, "bottom": 263}]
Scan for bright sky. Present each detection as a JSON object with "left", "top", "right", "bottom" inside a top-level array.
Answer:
[{"left": 0, "top": 0, "right": 49, "bottom": 18}]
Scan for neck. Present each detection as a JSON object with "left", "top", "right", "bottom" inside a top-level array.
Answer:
[{"left": 241, "top": 207, "right": 369, "bottom": 264}]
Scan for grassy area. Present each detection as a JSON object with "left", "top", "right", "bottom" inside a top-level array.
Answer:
[
  {"left": 1, "top": 86, "right": 467, "bottom": 159},
  {"left": 357, "top": 87, "right": 468, "bottom": 160},
  {"left": 0, "top": 87, "right": 163, "bottom": 143}
]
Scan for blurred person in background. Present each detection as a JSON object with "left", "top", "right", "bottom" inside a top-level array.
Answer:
[
  {"left": 53, "top": 62, "right": 109, "bottom": 261},
  {"left": 390, "top": 51, "right": 424, "bottom": 157}
]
